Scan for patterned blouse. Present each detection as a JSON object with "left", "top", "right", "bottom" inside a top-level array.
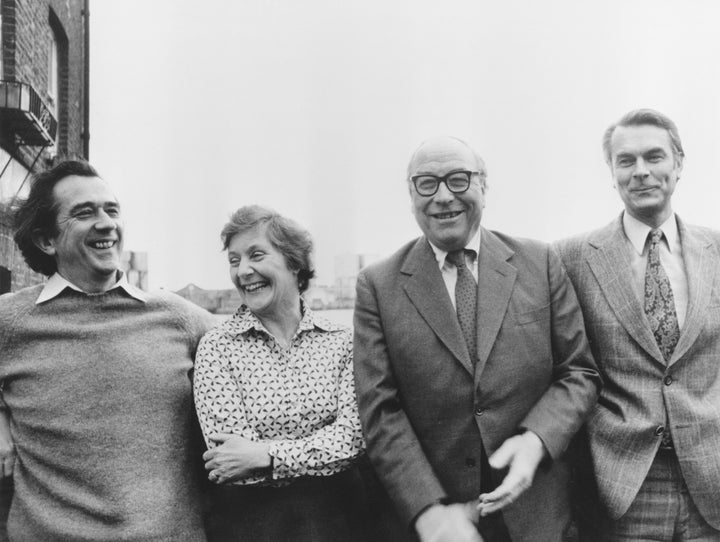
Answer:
[{"left": 193, "top": 303, "right": 365, "bottom": 486}]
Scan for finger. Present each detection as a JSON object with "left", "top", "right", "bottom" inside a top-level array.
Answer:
[
  {"left": 478, "top": 485, "right": 510, "bottom": 506},
  {"left": 208, "top": 433, "right": 232, "bottom": 443},
  {"left": 478, "top": 470, "right": 532, "bottom": 515},
  {"left": 480, "top": 466, "right": 527, "bottom": 502},
  {"left": 203, "top": 445, "right": 222, "bottom": 460},
  {"left": 487, "top": 439, "right": 516, "bottom": 470},
  {"left": 478, "top": 494, "right": 513, "bottom": 516}
]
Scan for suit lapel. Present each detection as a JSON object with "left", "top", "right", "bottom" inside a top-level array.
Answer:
[
  {"left": 669, "top": 218, "right": 717, "bottom": 365},
  {"left": 402, "top": 238, "right": 474, "bottom": 376},
  {"left": 585, "top": 216, "right": 666, "bottom": 365},
  {"left": 475, "top": 228, "right": 517, "bottom": 377}
]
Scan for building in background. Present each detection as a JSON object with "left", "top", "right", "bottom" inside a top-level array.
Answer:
[
  {"left": 175, "top": 253, "right": 380, "bottom": 314},
  {"left": 0, "top": 0, "right": 90, "bottom": 293},
  {"left": 122, "top": 250, "right": 148, "bottom": 291},
  {"left": 334, "top": 253, "right": 379, "bottom": 303}
]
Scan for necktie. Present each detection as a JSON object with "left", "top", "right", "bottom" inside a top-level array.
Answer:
[
  {"left": 447, "top": 249, "right": 477, "bottom": 363},
  {"left": 644, "top": 229, "right": 680, "bottom": 362}
]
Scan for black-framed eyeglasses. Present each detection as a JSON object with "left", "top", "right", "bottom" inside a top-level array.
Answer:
[{"left": 410, "top": 170, "right": 479, "bottom": 197}]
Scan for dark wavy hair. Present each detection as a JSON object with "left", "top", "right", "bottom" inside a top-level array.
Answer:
[
  {"left": 220, "top": 205, "right": 315, "bottom": 294},
  {"left": 13, "top": 160, "right": 100, "bottom": 276},
  {"left": 602, "top": 108, "right": 685, "bottom": 166}
]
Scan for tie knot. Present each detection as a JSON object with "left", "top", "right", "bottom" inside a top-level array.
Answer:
[
  {"left": 447, "top": 249, "right": 468, "bottom": 269},
  {"left": 648, "top": 229, "right": 664, "bottom": 247}
]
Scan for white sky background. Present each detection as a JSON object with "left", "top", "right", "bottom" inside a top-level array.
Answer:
[{"left": 90, "top": 1, "right": 720, "bottom": 291}]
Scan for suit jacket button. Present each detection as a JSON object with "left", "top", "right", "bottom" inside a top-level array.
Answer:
[
  {"left": 663, "top": 375, "right": 673, "bottom": 386},
  {"left": 474, "top": 407, "right": 484, "bottom": 416},
  {"left": 654, "top": 425, "right": 664, "bottom": 436},
  {"left": 465, "top": 457, "right": 476, "bottom": 467}
]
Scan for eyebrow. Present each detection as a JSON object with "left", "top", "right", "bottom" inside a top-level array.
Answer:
[
  {"left": 68, "top": 201, "right": 120, "bottom": 214},
  {"left": 413, "top": 168, "right": 469, "bottom": 177},
  {"left": 228, "top": 243, "right": 265, "bottom": 256}
]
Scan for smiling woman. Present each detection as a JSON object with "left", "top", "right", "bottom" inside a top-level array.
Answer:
[{"left": 193, "top": 205, "right": 373, "bottom": 542}]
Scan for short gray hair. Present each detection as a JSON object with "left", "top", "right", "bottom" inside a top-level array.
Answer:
[
  {"left": 220, "top": 205, "right": 315, "bottom": 293},
  {"left": 602, "top": 109, "right": 684, "bottom": 165}
]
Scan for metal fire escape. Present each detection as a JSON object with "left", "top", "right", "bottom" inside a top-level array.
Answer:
[{"left": 0, "top": 79, "right": 58, "bottom": 190}]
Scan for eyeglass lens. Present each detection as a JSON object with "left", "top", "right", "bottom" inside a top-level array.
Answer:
[{"left": 413, "top": 171, "right": 471, "bottom": 195}]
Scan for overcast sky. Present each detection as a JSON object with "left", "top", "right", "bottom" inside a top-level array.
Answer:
[{"left": 89, "top": 1, "right": 720, "bottom": 291}]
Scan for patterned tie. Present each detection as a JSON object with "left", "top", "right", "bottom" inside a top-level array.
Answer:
[
  {"left": 447, "top": 250, "right": 478, "bottom": 364},
  {"left": 644, "top": 229, "right": 680, "bottom": 362}
]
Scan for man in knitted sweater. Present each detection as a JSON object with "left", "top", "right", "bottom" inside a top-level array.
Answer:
[{"left": 0, "top": 161, "right": 215, "bottom": 541}]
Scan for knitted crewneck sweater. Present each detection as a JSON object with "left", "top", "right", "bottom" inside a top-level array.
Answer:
[{"left": 0, "top": 285, "right": 215, "bottom": 542}]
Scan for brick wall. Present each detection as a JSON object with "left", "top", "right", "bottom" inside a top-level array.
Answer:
[
  {"left": 8, "top": 0, "right": 86, "bottom": 162},
  {"left": 0, "top": 0, "right": 86, "bottom": 292},
  {"left": 0, "top": 222, "right": 43, "bottom": 292}
]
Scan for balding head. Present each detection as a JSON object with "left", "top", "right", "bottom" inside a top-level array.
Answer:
[
  {"left": 406, "top": 136, "right": 488, "bottom": 252},
  {"left": 407, "top": 136, "right": 486, "bottom": 181}
]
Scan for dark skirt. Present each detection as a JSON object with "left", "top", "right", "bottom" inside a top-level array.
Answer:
[{"left": 206, "top": 466, "right": 375, "bottom": 542}]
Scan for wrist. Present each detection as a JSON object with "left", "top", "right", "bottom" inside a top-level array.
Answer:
[
  {"left": 414, "top": 499, "right": 448, "bottom": 530},
  {"left": 257, "top": 442, "right": 272, "bottom": 470}
]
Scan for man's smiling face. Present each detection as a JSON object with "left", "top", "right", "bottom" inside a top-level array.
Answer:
[
  {"left": 610, "top": 124, "right": 682, "bottom": 227},
  {"left": 408, "top": 137, "right": 487, "bottom": 251},
  {"left": 39, "top": 175, "right": 124, "bottom": 293}
]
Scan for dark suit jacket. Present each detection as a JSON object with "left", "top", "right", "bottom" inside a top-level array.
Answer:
[
  {"left": 556, "top": 215, "right": 720, "bottom": 529},
  {"left": 353, "top": 227, "right": 600, "bottom": 542}
]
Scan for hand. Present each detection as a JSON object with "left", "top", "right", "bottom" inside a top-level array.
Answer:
[
  {"left": 0, "top": 443, "right": 14, "bottom": 478},
  {"left": 478, "top": 431, "right": 546, "bottom": 516},
  {"left": 0, "top": 411, "right": 14, "bottom": 478},
  {"left": 203, "top": 433, "right": 271, "bottom": 484},
  {"left": 415, "top": 503, "right": 483, "bottom": 542}
]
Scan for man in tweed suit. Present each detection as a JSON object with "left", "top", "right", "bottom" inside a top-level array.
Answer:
[{"left": 556, "top": 109, "right": 720, "bottom": 540}]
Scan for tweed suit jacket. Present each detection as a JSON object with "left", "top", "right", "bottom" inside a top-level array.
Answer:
[
  {"left": 353, "top": 227, "right": 600, "bottom": 542},
  {"left": 555, "top": 214, "right": 720, "bottom": 528}
]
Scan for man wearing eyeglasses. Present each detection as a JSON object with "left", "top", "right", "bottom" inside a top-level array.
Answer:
[{"left": 353, "top": 136, "right": 600, "bottom": 542}]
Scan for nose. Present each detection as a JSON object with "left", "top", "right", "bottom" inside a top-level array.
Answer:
[
  {"left": 94, "top": 209, "right": 118, "bottom": 230},
  {"left": 433, "top": 180, "right": 455, "bottom": 203},
  {"left": 237, "top": 258, "right": 254, "bottom": 279},
  {"left": 633, "top": 158, "right": 649, "bottom": 179}
]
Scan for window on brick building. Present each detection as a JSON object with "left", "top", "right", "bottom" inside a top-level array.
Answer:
[
  {"left": 48, "top": 34, "right": 58, "bottom": 117},
  {"left": 48, "top": 10, "right": 68, "bottom": 155}
]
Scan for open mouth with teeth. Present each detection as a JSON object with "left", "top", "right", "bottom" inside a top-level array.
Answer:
[
  {"left": 432, "top": 210, "right": 463, "bottom": 219},
  {"left": 90, "top": 240, "right": 117, "bottom": 249},
  {"left": 242, "top": 281, "right": 268, "bottom": 293}
]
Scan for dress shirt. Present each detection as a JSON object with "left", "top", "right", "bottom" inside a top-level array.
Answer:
[
  {"left": 622, "top": 212, "right": 688, "bottom": 329},
  {"left": 35, "top": 271, "right": 147, "bottom": 304},
  {"left": 193, "top": 302, "right": 365, "bottom": 486},
  {"left": 428, "top": 229, "right": 481, "bottom": 309}
]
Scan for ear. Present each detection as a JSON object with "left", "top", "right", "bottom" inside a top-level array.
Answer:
[
  {"left": 675, "top": 156, "right": 684, "bottom": 179},
  {"left": 32, "top": 230, "right": 57, "bottom": 257},
  {"left": 479, "top": 176, "right": 489, "bottom": 195}
]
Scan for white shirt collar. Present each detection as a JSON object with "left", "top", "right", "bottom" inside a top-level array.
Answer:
[
  {"left": 428, "top": 228, "right": 482, "bottom": 269},
  {"left": 36, "top": 271, "right": 147, "bottom": 304},
  {"left": 622, "top": 211, "right": 679, "bottom": 255}
]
